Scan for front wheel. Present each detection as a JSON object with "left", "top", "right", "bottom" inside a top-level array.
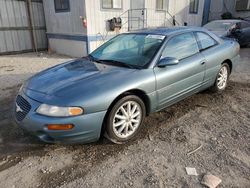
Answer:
[
  {"left": 105, "top": 95, "right": 146, "bottom": 144},
  {"left": 211, "top": 63, "right": 230, "bottom": 92}
]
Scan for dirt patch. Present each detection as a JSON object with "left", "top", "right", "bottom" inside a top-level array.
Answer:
[{"left": 0, "top": 50, "right": 249, "bottom": 188}]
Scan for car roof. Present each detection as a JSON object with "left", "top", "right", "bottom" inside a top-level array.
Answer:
[{"left": 129, "top": 26, "right": 207, "bottom": 37}]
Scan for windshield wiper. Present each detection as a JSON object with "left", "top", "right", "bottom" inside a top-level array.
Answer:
[
  {"left": 88, "top": 55, "right": 141, "bottom": 69},
  {"left": 99, "top": 59, "right": 139, "bottom": 69},
  {"left": 88, "top": 54, "right": 103, "bottom": 64}
]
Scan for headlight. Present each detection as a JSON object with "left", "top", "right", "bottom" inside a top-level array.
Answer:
[{"left": 36, "top": 104, "right": 84, "bottom": 117}]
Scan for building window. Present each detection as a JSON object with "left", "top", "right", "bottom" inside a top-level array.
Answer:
[
  {"left": 189, "top": 0, "right": 199, "bottom": 14},
  {"left": 156, "top": 0, "right": 168, "bottom": 11},
  {"left": 102, "top": 0, "right": 122, "bottom": 9},
  {"left": 54, "top": 0, "right": 70, "bottom": 12},
  {"left": 235, "top": 0, "right": 250, "bottom": 11}
]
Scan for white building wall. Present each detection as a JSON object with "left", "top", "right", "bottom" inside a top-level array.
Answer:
[
  {"left": 145, "top": 0, "right": 173, "bottom": 28},
  {"left": 49, "top": 38, "right": 87, "bottom": 57},
  {"left": 86, "top": 0, "right": 205, "bottom": 53},
  {"left": 85, "top": 0, "right": 130, "bottom": 52},
  {"left": 43, "top": 0, "right": 87, "bottom": 57},
  {"left": 147, "top": 0, "right": 205, "bottom": 27},
  {"left": 43, "top": 0, "right": 206, "bottom": 57},
  {"left": 43, "top": 0, "right": 86, "bottom": 34},
  {"left": 86, "top": 0, "right": 175, "bottom": 52},
  {"left": 168, "top": 0, "right": 205, "bottom": 26}
]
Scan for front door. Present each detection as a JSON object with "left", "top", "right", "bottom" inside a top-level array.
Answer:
[
  {"left": 129, "top": 0, "right": 146, "bottom": 30},
  {"left": 154, "top": 32, "right": 206, "bottom": 110}
]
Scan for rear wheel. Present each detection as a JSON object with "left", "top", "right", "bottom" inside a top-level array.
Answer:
[
  {"left": 211, "top": 63, "right": 230, "bottom": 92},
  {"left": 105, "top": 95, "right": 146, "bottom": 144}
]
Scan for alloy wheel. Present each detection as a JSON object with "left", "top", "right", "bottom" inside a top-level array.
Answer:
[
  {"left": 217, "top": 66, "right": 228, "bottom": 90},
  {"left": 112, "top": 101, "right": 142, "bottom": 139}
]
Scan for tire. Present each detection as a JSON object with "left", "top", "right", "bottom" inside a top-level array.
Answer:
[
  {"left": 210, "top": 63, "right": 230, "bottom": 92},
  {"left": 105, "top": 95, "right": 146, "bottom": 144}
]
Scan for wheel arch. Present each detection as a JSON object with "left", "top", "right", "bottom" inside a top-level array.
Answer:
[
  {"left": 100, "top": 89, "right": 151, "bottom": 135},
  {"left": 222, "top": 59, "right": 232, "bottom": 73}
]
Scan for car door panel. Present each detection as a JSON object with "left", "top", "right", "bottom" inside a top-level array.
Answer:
[
  {"left": 153, "top": 32, "right": 207, "bottom": 110},
  {"left": 154, "top": 53, "right": 206, "bottom": 110},
  {"left": 241, "top": 24, "right": 250, "bottom": 44},
  {"left": 235, "top": 21, "right": 250, "bottom": 45},
  {"left": 194, "top": 31, "right": 225, "bottom": 89},
  {"left": 200, "top": 47, "right": 222, "bottom": 88}
]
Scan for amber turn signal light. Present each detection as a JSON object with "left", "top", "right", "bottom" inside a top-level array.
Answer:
[
  {"left": 69, "top": 107, "right": 83, "bottom": 116},
  {"left": 47, "top": 124, "right": 74, "bottom": 130}
]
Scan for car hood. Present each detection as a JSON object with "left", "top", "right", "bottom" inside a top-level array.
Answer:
[{"left": 25, "top": 58, "right": 136, "bottom": 99}]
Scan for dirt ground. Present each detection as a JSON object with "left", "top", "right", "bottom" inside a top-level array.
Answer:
[{"left": 0, "top": 49, "right": 249, "bottom": 188}]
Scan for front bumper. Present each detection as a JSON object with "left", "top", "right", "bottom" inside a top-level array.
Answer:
[{"left": 14, "top": 92, "right": 107, "bottom": 144}]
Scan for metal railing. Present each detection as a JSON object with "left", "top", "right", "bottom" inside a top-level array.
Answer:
[{"left": 118, "top": 8, "right": 183, "bottom": 31}]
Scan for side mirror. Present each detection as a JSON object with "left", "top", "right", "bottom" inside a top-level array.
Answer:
[
  {"left": 158, "top": 57, "right": 179, "bottom": 68},
  {"left": 231, "top": 24, "right": 241, "bottom": 34}
]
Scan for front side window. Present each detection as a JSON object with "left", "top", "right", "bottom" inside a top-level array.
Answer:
[
  {"left": 54, "top": 0, "right": 70, "bottom": 13},
  {"left": 162, "top": 33, "right": 199, "bottom": 60},
  {"left": 102, "top": 0, "right": 122, "bottom": 9},
  {"left": 90, "top": 34, "right": 165, "bottom": 68},
  {"left": 189, "top": 0, "right": 199, "bottom": 14},
  {"left": 195, "top": 32, "right": 217, "bottom": 51},
  {"left": 156, "top": 0, "right": 168, "bottom": 11}
]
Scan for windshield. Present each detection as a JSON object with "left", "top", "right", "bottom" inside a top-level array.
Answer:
[
  {"left": 204, "top": 21, "right": 234, "bottom": 31},
  {"left": 90, "top": 33, "right": 165, "bottom": 68}
]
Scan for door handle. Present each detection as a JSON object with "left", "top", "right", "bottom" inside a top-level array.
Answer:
[{"left": 201, "top": 61, "right": 206, "bottom": 65}]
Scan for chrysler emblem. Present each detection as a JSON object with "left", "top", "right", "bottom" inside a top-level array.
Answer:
[{"left": 16, "top": 103, "right": 23, "bottom": 113}]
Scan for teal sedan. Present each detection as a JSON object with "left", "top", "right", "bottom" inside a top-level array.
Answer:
[{"left": 14, "top": 27, "right": 240, "bottom": 144}]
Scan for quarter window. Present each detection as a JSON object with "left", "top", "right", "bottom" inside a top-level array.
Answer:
[
  {"left": 189, "top": 0, "right": 199, "bottom": 14},
  {"left": 156, "top": 0, "right": 168, "bottom": 11},
  {"left": 162, "top": 33, "right": 199, "bottom": 60},
  {"left": 54, "top": 0, "right": 70, "bottom": 13},
  {"left": 195, "top": 32, "right": 217, "bottom": 51},
  {"left": 102, "top": 0, "right": 122, "bottom": 9}
]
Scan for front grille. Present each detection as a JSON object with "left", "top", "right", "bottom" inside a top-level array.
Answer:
[{"left": 15, "top": 95, "right": 31, "bottom": 121}]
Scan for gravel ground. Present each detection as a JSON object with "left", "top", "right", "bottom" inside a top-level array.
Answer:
[{"left": 0, "top": 49, "right": 249, "bottom": 188}]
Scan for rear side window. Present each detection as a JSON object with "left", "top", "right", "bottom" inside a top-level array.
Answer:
[
  {"left": 162, "top": 32, "right": 199, "bottom": 60},
  {"left": 195, "top": 32, "right": 217, "bottom": 51}
]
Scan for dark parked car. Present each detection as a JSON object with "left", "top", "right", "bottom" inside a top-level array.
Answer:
[{"left": 203, "top": 19, "right": 250, "bottom": 46}]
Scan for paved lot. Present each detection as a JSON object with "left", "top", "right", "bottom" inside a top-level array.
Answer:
[{"left": 0, "top": 49, "right": 249, "bottom": 188}]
